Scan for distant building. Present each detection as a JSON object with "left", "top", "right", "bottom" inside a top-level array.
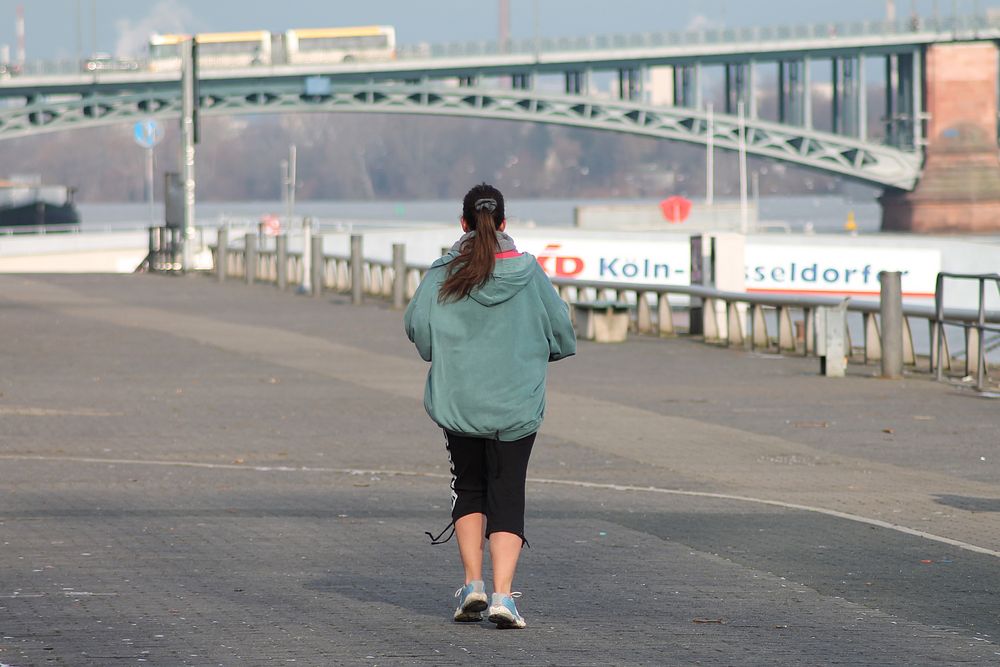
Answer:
[{"left": 647, "top": 66, "right": 674, "bottom": 106}]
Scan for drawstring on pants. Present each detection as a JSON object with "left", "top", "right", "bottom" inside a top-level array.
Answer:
[
  {"left": 425, "top": 520, "right": 456, "bottom": 545},
  {"left": 424, "top": 519, "right": 529, "bottom": 548}
]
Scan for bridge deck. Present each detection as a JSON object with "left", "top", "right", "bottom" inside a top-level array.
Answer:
[
  {"left": 1, "top": 273, "right": 998, "bottom": 664},
  {"left": 4, "top": 15, "right": 1000, "bottom": 85}
]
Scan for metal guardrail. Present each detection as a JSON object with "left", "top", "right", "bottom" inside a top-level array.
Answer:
[
  {"left": 208, "top": 229, "right": 997, "bottom": 387},
  {"left": 934, "top": 273, "right": 1000, "bottom": 391},
  {"left": 0, "top": 224, "right": 171, "bottom": 236},
  {"left": 4, "top": 14, "right": 1000, "bottom": 79},
  {"left": 142, "top": 226, "right": 184, "bottom": 272},
  {"left": 0, "top": 223, "right": 84, "bottom": 235},
  {"left": 544, "top": 277, "right": 998, "bottom": 382},
  {"left": 0, "top": 58, "right": 145, "bottom": 78},
  {"left": 398, "top": 15, "right": 1000, "bottom": 60}
]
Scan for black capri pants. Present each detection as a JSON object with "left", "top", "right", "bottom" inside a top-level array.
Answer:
[{"left": 445, "top": 431, "right": 535, "bottom": 544}]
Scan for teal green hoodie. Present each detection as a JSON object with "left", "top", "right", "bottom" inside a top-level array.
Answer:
[{"left": 404, "top": 250, "right": 576, "bottom": 441}]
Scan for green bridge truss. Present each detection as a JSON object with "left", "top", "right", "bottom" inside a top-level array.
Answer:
[{"left": 0, "top": 82, "right": 920, "bottom": 190}]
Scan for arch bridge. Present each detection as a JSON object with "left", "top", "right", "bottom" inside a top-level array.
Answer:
[
  {"left": 0, "top": 81, "right": 919, "bottom": 189},
  {"left": 3, "top": 12, "right": 1000, "bottom": 220}
]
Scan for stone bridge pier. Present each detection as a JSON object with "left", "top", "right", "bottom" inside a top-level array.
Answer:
[{"left": 882, "top": 42, "right": 1000, "bottom": 233}]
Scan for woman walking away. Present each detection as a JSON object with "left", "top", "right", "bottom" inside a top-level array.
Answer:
[{"left": 404, "top": 183, "right": 576, "bottom": 629}]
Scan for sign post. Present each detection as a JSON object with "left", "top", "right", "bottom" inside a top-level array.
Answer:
[
  {"left": 133, "top": 119, "right": 164, "bottom": 229},
  {"left": 180, "top": 38, "right": 199, "bottom": 273}
]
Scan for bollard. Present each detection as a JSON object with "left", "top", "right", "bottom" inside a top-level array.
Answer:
[
  {"left": 776, "top": 306, "right": 796, "bottom": 352},
  {"left": 158, "top": 227, "right": 167, "bottom": 271},
  {"left": 392, "top": 243, "right": 406, "bottom": 309},
  {"left": 168, "top": 227, "right": 185, "bottom": 271},
  {"left": 637, "top": 293, "right": 653, "bottom": 334},
  {"left": 879, "top": 271, "right": 904, "bottom": 379},
  {"left": 351, "top": 234, "right": 364, "bottom": 305},
  {"left": 657, "top": 294, "right": 675, "bottom": 337},
  {"left": 216, "top": 227, "right": 228, "bottom": 283},
  {"left": 244, "top": 233, "right": 257, "bottom": 285},
  {"left": 173, "top": 227, "right": 184, "bottom": 271},
  {"left": 160, "top": 227, "right": 169, "bottom": 271},
  {"left": 299, "top": 217, "right": 312, "bottom": 294},
  {"left": 818, "top": 301, "right": 848, "bottom": 377},
  {"left": 162, "top": 227, "right": 172, "bottom": 270},
  {"left": 276, "top": 234, "right": 287, "bottom": 290},
  {"left": 311, "top": 234, "right": 324, "bottom": 298},
  {"left": 159, "top": 227, "right": 167, "bottom": 270},
  {"left": 148, "top": 227, "right": 158, "bottom": 272}
]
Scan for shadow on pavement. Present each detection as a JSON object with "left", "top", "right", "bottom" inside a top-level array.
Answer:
[{"left": 934, "top": 494, "right": 1000, "bottom": 512}]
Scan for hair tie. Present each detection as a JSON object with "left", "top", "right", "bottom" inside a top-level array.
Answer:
[{"left": 474, "top": 198, "right": 497, "bottom": 213}]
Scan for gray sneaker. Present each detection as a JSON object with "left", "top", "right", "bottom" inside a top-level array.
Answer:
[
  {"left": 487, "top": 592, "right": 526, "bottom": 629},
  {"left": 453, "top": 580, "right": 487, "bottom": 622}
]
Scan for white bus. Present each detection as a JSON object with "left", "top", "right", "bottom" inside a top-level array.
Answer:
[
  {"left": 149, "top": 31, "right": 272, "bottom": 71},
  {"left": 285, "top": 26, "right": 396, "bottom": 65},
  {"left": 148, "top": 34, "right": 185, "bottom": 71}
]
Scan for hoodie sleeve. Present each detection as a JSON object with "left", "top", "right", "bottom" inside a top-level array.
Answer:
[
  {"left": 404, "top": 271, "right": 434, "bottom": 362},
  {"left": 537, "top": 267, "right": 577, "bottom": 362}
]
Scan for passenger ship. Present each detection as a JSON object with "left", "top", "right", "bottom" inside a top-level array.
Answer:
[{"left": 0, "top": 178, "right": 80, "bottom": 229}]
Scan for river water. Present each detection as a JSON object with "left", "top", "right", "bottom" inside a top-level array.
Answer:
[{"left": 78, "top": 194, "right": 882, "bottom": 234}]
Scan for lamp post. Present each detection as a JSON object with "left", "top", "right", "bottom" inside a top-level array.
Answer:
[
  {"left": 705, "top": 102, "right": 714, "bottom": 206},
  {"left": 737, "top": 100, "right": 749, "bottom": 233},
  {"left": 180, "top": 38, "right": 198, "bottom": 272}
]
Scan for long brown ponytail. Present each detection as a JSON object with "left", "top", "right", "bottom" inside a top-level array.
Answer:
[{"left": 439, "top": 183, "right": 505, "bottom": 302}]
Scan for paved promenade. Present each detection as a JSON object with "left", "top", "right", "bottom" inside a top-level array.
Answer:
[{"left": 0, "top": 272, "right": 998, "bottom": 666}]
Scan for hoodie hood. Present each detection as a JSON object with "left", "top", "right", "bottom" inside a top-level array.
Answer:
[
  {"left": 430, "top": 247, "right": 537, "bottom": 307},
  {"left": 469, "top": 253, "right": 536, "bottom": 306}
]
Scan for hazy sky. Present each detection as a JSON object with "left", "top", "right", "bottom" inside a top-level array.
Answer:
[{"left": 1, "top": 0, "right": 999, "bottom": 60}]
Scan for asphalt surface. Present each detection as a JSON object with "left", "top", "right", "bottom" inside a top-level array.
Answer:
[{"left": 0, "top": 273, "right": 998, "bottom": 666}]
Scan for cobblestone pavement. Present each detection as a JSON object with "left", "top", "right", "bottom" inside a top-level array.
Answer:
[{"left": 0, "top": 273, "right": 998, "bottom": 666}]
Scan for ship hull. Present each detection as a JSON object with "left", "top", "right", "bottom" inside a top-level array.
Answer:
[{"left": 0, "top": 201, "right": 80, "bottom": 228}]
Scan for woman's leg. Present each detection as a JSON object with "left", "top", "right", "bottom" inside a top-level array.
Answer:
[
  {"left": 445, "top": 432, "right": 489, "bottom": 583},
  {"left": 489, "top": 531, "right": 523, "bottom": 594},
  {"left": 455, "top": 513, "right": 486, "bottom": 583},
  {"left": 484, "top": 433, "right": 536, "bottom": 594}
]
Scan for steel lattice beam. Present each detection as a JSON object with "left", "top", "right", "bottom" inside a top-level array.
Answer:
[{"left": 0, "top": 83, "right": 920, "bottom": 190}]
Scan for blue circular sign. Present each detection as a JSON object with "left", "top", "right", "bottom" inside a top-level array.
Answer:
[{"left": 133, "top": 119, "right": 164, "bottom": 149}]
